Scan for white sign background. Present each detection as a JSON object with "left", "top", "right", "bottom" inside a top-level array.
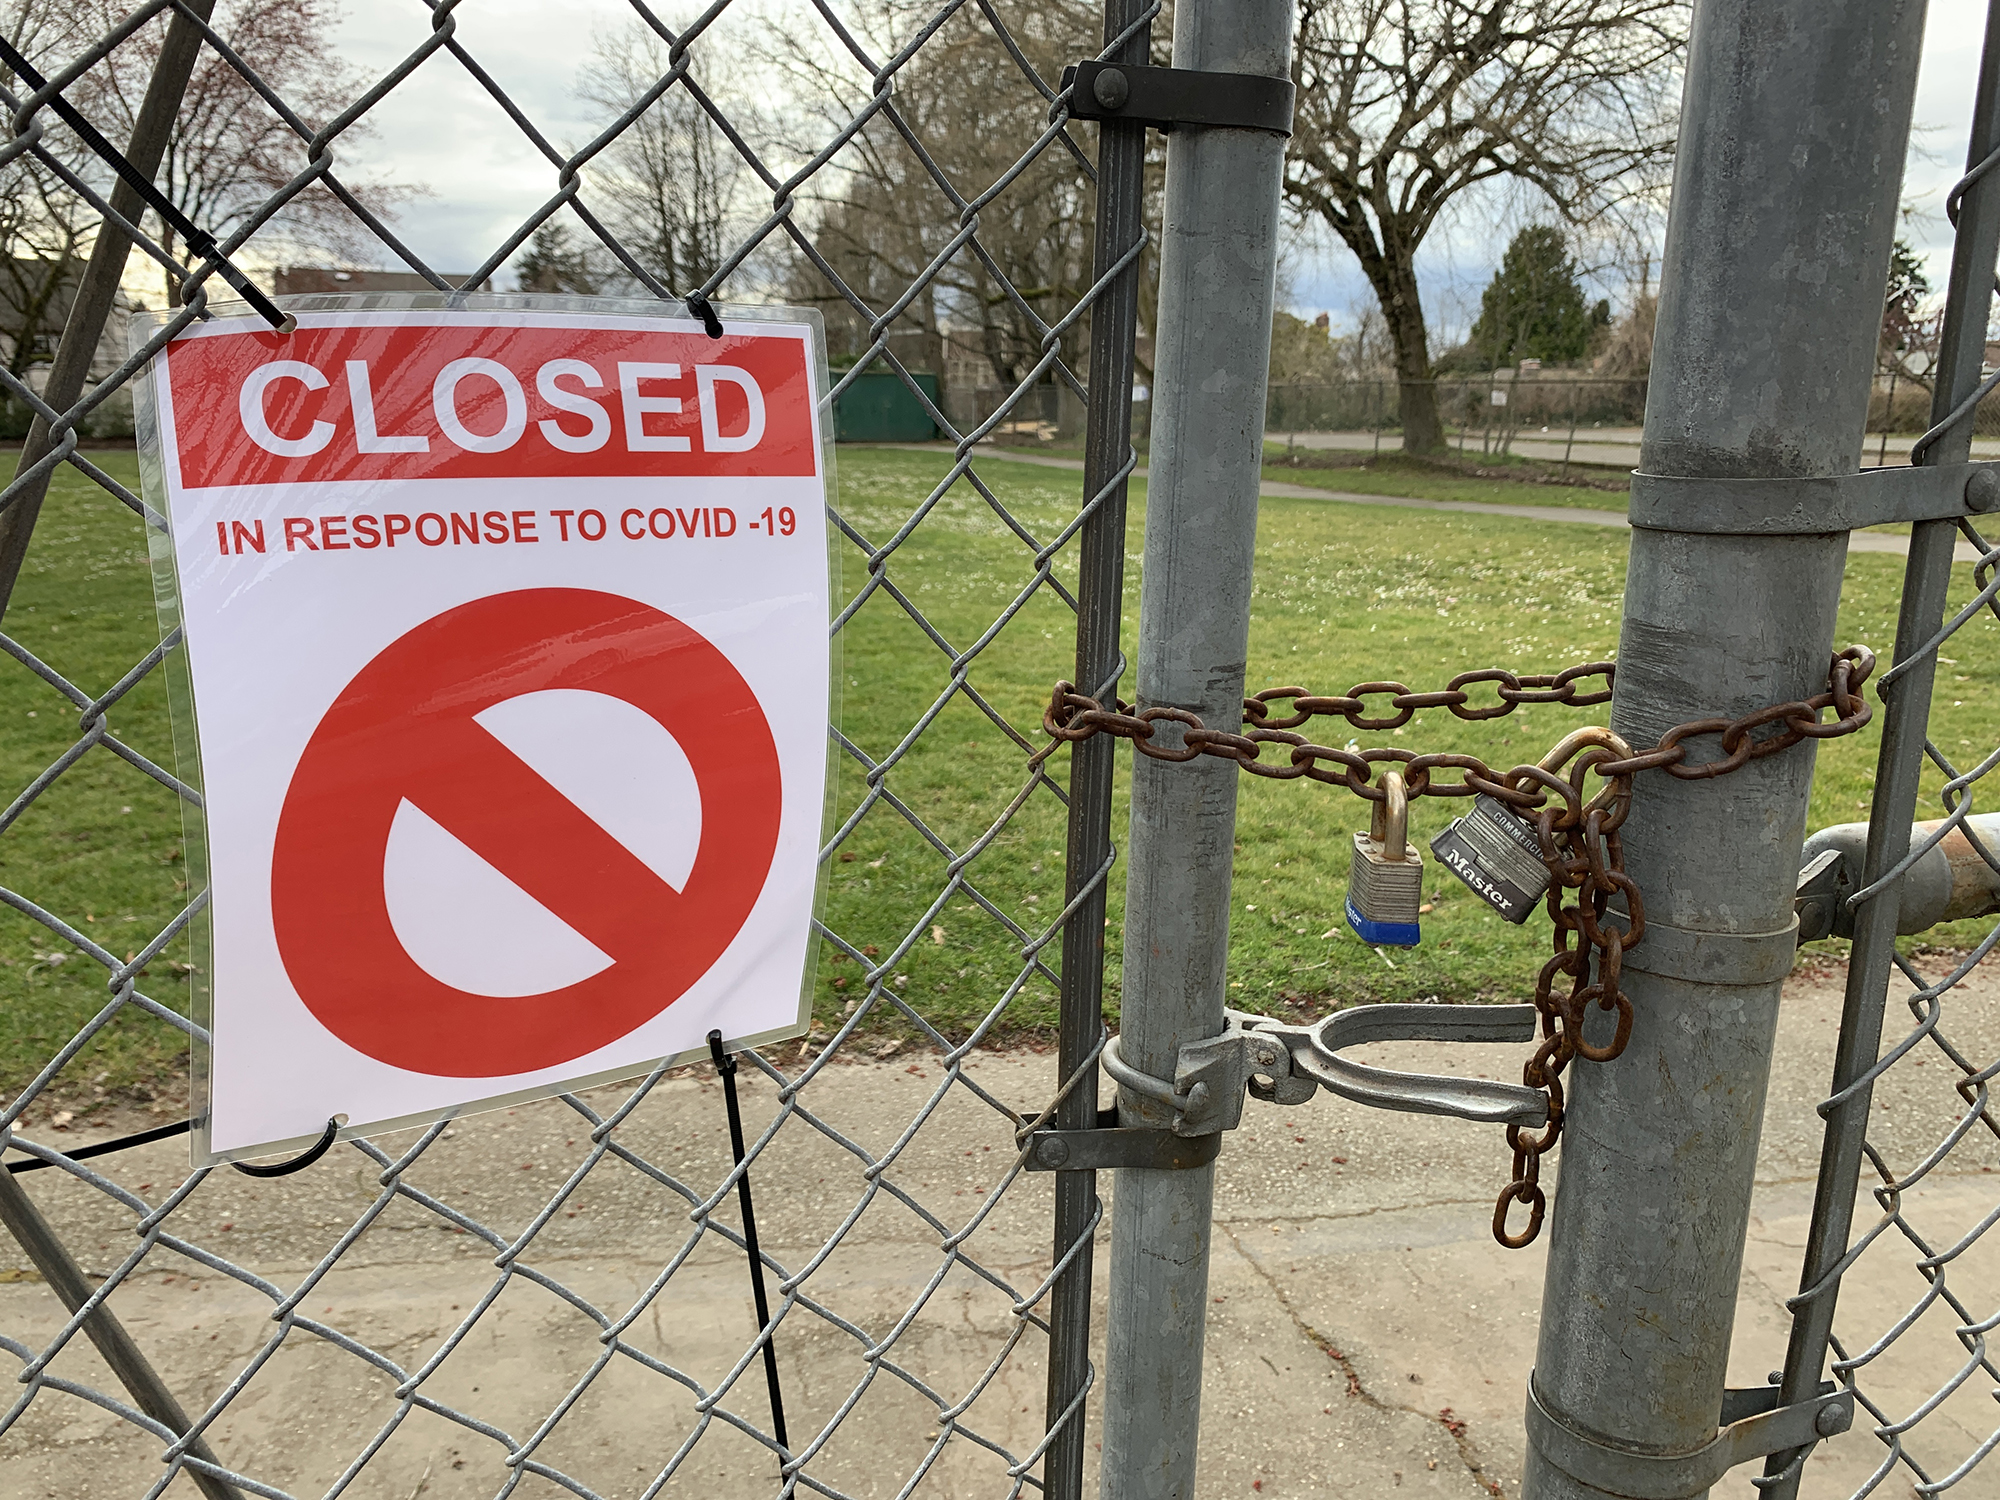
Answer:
[{"left": 139, "top": 303, "right": 830, "bottom": 1163}]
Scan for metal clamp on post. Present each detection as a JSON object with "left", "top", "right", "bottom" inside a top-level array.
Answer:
[
  {"left": 1627, "top": 461, "right": 2000, "bottom": 535},
  {"left": 1025, "top": 1106, "right": 1225, "bottom": 1172},
  {"left": 1058, "top": 59, "right": 1295, "bottom": 136},
  {"left": 1524, "top": 1375, "right": 1853, "bottom": 1499}
]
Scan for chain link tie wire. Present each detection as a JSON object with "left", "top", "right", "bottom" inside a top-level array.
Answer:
[{"left": 1036, "top": 647, "right": 1876, "bottom": 1245}]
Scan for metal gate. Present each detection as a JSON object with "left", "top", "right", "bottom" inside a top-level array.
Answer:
[{"left": 1755, "top": 12, "right": 2000, "bottom": 1496}]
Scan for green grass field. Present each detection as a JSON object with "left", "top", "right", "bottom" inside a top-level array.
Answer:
[{"left": 2, "top": 446, "right": 1995, "bottom": 1110}]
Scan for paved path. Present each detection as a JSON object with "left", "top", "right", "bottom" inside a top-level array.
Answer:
[
  {"left": 6, "top": 965, "right": 1992, "bottom": 1499},
  {"left": 1267, "top": 427, "right": 2000, "bottom": 470},
  {"left": 961, "top": 446, "right": 1988, "bottom": 563}
]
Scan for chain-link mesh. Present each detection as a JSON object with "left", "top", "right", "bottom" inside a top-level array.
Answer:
[
  {"left": 1751, "top": 83, "right": 2000, "bottom": 1493},
  {"left": 0, "top": 0, "right": 1150, "bottom": 1492},
  {"left": 1764, "top": 511, "right": 2000, "bottom": 1500}
]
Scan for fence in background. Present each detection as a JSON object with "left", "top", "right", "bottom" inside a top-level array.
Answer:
[
  {"left": 1269, "top": 370, "right": 2000, "bottom": 465},
  {"left": 1267, "top": 375, "right": 1649, "bottom": 441}
]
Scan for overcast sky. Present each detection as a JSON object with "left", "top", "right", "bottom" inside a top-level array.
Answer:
[{"left": 318, "top": 0, "right": 1991, "bottom": 340}]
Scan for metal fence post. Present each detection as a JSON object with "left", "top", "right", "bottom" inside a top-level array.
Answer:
[
  {"left": 1044, "top": 0, "right": 1154, "bottom": 1492},
  {"left": 1519, "top": 5, "right": 1927, "bottom": 1498},
  {"left": 0, "top": 1170, "right": 245, "bottom": 1500},
  {"left": 1096, "top": 0, "right": 1292, "bottom": 1492},
  {"left": 1761, "top": 5, "right": 2000, "bottom": 1494},
  {"left": 0, "top": 0, "right": 218, "bottom": 621}
]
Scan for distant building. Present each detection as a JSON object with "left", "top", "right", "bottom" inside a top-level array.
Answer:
[
  {"left": 270, "top": 267, "right": 494, "bottom": 297},
  {"left": 1, "top": 259, "right": 138, "bottom": 438},
  {"left": 1, "top": 259, "right": 135, "bottom": 379}
]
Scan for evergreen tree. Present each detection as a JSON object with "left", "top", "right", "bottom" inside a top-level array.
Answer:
[
  {"left": 514, "top": 222, "right": 600, "bottom": 295},
  {"left": 1468, "top": 227, "right": 1595, "bottom": 369},
  {"left": 1881, "top": 237, "right": 1930, "bottom": 355}
]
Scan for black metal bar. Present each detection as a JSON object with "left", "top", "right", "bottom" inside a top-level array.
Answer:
[
  {"left": 1042, "top": 3, "right": 1152, "bottom": 1494},
  {"left": 5, "top": 1118, "right": 192, "bottom": 1173},
  {"left": 1062, "top": 59, "right": 1293, "bottom": 136},
  {"left": 0, "top": 34, "right": 288, "bottom": 329},
  {"left": 708, "top": 1030, "right": 787, "bottom": 1453},
  {"left": 0, "top": 0, "right": 218, "bottom": 623}
]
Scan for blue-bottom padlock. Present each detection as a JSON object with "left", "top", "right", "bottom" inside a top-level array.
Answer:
[{"left": 1345, "top": 769, "right": 1422, "bottom": 946}]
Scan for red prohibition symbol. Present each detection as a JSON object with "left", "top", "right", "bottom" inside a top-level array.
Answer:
[{"left": 271, "top": 588, "right": 781, "bottom": 1076}]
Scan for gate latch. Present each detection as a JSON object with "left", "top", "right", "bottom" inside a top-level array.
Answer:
[
  {"left": 1026, "top": 1004, "right": 1547, "bottom": 1170},
  {"left": 1118, "top": 1003, "right": 1546, "bottom": 1135}
]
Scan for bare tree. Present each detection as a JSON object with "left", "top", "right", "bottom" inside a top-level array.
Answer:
[
  {"left": 756, "top": 0, "right": 1120, "bottom": 423},
  {"left": 0, "top": 0, "right": 110, "bottom": 390},
  {"left": 575, "top": 26, "right": 742, "bottom": 296},
  {"left": 79, "top": 0, "right": 415, "bottom": 305},
  {"left": 1285, "top": 0, "right": 1684, "bottom": 451}
]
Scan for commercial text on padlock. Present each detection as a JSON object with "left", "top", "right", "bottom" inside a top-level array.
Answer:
[
  {"left": 1346, "top": 770, "right": 1423, "bottom": 947},
  {"left": 1431, "top": 794, "right": 1551, "bottom": 924}
]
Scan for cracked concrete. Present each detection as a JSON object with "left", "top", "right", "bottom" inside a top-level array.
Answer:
[{"left": 4, "top": 963, "right": 1999, "bottom": 1498}]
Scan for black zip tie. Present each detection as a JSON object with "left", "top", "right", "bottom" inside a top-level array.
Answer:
[
  {"left": 0, "top": 35, "right": 293, "bottom": 334},
  {"left": 5, "top": 1117, "right": 191, "bottom": 1173},
  {"left": 709, "top": 1029, "right": 789, "bottom": 1452},
  {"left": 2, "top": 1113, "right": 335, "bottom": 1177},
  {"left": 687, "top": 295, "right": 724, "bottom": 339},
  {"left": 230, "top": 1117, "right": 339, "bottom": 1177}
]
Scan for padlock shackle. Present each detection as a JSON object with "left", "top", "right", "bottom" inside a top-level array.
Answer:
[
  {"left": 1538, "top": 725, "right": 1635, "bottom": 820},
  {"left": 1537, "top": 725, "right": 1634, "bottom": 772},
  {"left": 1369, "top": 770, "right": 1409, "bottom": 860}
]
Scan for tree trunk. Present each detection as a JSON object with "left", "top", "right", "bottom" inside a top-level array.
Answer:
[{"left": 1378, "top": 251, "right": 1441, "bottom": 453}]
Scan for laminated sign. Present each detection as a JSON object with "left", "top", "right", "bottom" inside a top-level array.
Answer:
[{"left": 137, "top": 300, "right": 832, "bottom": 1164}]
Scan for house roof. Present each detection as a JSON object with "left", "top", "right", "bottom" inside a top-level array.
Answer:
[{"left": 271, "top": 267, "right": 493, "bottom": 296}]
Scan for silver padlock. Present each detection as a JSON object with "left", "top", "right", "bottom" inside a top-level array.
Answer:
[
  {"left": 1345, "top": 769, "right": 1422, "bottom": 947},
  {"left": 1429, "top": 727, "right": 1632, "bottom": 922},
  {"left": 1429, "top": 794, "right": 1551, "bottom": 923}
]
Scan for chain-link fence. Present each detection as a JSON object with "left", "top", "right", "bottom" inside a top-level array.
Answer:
[
  {"left": 7, "top": 0, "right": 2000, "bottom": 1497},
  {"left": 1773, "top": 520, "right": 2000, "bottom": 1496},
  {"left": 1753, "top": 83, "right": 2000, "bottom": 1499},
  {"left": 0, "top": 0, "right": 1156, "bottom": 1492}
]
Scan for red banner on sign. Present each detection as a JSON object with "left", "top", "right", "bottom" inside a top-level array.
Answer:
[{"left": 165, "top": 321, "right": 818, "bottom": 488}]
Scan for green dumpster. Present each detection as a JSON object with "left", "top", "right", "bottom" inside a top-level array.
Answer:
[{"left": 833, "top": 368, "right": 941, "bottom": 442}]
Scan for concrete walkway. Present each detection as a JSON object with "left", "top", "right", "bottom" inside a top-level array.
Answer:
[
  {"left": 1268, "top": 427, "right": 2000, "bottom": 471},
  {"left": 6, "top": 963, "right": 1995, "bottom": 1499},
  {"left": 964, "top": 446, "right": 1989, "bottom": 563}
]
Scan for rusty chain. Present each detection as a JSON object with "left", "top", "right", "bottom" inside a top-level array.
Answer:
[{"left": 1037, "top": 646, "right": 1877, "bottom": 1246}]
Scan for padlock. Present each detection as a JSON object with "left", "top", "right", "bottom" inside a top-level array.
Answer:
[
  {"left": 1345, "top": 770, "right": 1423, "bottom": 946},
  {"left": 1429, "top": 794, "right": 1552, "bottom": 923},
  {"left": 1429, "top": 727, "right": 1631, "bottom": 923}
]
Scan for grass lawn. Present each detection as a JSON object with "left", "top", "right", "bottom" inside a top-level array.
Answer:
[{"left": 2, "top": 446, "right": 1994, "bottom": 1112}]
